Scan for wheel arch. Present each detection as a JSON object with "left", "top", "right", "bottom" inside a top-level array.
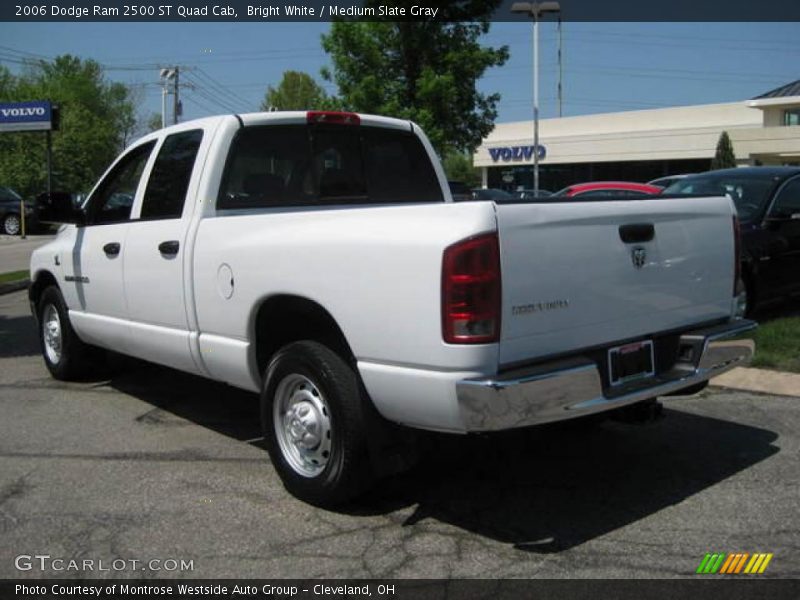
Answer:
[
  {"left": 29, "top": 269, "right": 59, "bottom": 314},
  {"left": 251, "top": 294, "right": 356, "bottom": 379}
]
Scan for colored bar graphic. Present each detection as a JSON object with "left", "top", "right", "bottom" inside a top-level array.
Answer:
[
  {"left": 758, "top": 554, "right": 773, "bottom": 574},
  {"left": 700, "top": 552, "right": 774, "bottom": 575}
]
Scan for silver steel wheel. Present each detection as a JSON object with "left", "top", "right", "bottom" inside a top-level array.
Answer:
[
  {"left": 4, "top": 214, "right": 20, "bottom": 236},
  {"left": 273, "top": 373, "right": 332, "bottom": 478},
  {"left": 42, "top": 303, "right": 63, "bottom": 365}
]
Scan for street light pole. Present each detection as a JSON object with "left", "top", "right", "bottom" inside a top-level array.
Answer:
[
  {"left": 511, "top": 1, "right": 561, "bottom": 195},
  {"left": 533, "top": 13, "right": 540, "bottom": 194}
]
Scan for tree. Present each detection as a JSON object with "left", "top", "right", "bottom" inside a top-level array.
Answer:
[
  {"left": 443, "top": 150, "right": 481, "bottom": 187},
  {"left": 321, "top": 7, "right": 508, "bottom": 154},
  {"left": 260, "top": 70, "right": 336, "bottom": 111},
  {"left": 0, "top": 56, "right": 138, "bottom": 198},
  {"left": 711, "top": 131, "right": 737, "bottom": 170},
  {"left": 144, "top": 113, "right": 164, "bottom": 133}
]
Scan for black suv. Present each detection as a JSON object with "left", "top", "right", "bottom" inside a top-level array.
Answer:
[{"left": 664, "top": 167, "right": 800, "bottom": 315}]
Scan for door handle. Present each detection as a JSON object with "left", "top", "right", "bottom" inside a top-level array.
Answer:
[
  {"left": 619, "top": 223, "right": 655, "bottom": 244},
  {"left": 103, "top": 242, "right": 121, "bottom": 256},
  {"left": 158, "top": 240, "right": 180, "bottom": 255}
]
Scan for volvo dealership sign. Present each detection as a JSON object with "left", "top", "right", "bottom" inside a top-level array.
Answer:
[
  {"left": 488, "top": 145, "right": 546, "bottom": 162},
  {"left": 0, "top": 101, "right": 53, "bottom": 132}
]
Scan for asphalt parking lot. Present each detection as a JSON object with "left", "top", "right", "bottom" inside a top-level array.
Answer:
[{"left": 1, "top": 288, "right": 798, "bottom": 579}]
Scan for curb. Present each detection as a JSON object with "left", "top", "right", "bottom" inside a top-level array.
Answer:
[
  {"left": 0, "top": 279, "right": 29, "bottom": 296},
  {"left": 711, "top": 367, "right": 800, "bottom": 398}
]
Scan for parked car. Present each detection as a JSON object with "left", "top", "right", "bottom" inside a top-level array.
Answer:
[
  {"left": 553, "top": 181, "right": 664, "bottom": 199},
  {"left": 515, "top": 188, "right": 553, "bottom": 200},
  {"left": 471, "top": 187, "right": 514, "bottom": 201},
  {"left": 0, "top": 186, "right": 38, "bottom": 235},
  {"left": 663, "top": 166, "right": 800, "bottom": 315},
  {"left": 648, "top": 174, "right": 693, "bottom": 188},
  {"left": 31, "top": 111, "right": 755, "bottom": 506}
]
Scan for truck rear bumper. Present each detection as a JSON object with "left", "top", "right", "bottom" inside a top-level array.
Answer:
[{"left": 456, "top": 319, "right": 756, "bottom": 432}]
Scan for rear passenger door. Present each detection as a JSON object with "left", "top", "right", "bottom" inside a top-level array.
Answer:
[{"left": 123, "top": 128, "right": 206, "bottom": 374}]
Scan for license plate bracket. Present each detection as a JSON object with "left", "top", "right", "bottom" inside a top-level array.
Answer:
[{"left": 608, "top": 340, "right": 655, "bottom": 386}]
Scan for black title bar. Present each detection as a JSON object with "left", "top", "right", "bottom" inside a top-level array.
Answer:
[
  {"left": 3, "top": 579, "right": 800, "bottom": 600},
  {"left": 3, "top": 0, "right": 800, "bottom": 22}
]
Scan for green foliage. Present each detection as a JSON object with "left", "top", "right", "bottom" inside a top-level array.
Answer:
[
  {"left": 711, "top": 131, "right": 737, "bottom": 170},
  {"left": 0, "top": 56, "right": 137, "bottom": 199},
  {"left": 145, "top": 113, "right": 164, "bottom": 133},
  {"left": 261, "top": 70, "right": 338, "bottom": 111},
  {"left": 321, "top": 5, "right": 508, "bottom": 154},
  {"left": 751, "top": 317, "right": 800, "bottom": 373},
  {"left": 442, "top": 150, "right": 481, "bottom": 187}
]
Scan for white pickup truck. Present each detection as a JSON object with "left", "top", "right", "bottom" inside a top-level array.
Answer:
[{"left": 30, "top": 111, "right": 755, "bottom": 506}]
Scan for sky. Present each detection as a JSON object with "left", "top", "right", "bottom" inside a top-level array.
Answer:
[{"left": 0, "top": 21, "right": 798, "bottom": 130}]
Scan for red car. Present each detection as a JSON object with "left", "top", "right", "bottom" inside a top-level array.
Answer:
[{"left": 553, "top": 181, "right": 664, "bottom": 199}]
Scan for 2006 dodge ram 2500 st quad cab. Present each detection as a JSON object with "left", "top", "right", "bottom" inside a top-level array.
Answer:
[{"left": 31, "top": 111, "right": 756, "bottom": 506}]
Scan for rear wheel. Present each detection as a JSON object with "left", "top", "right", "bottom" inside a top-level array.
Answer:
[
  {"left": 261, "top": 341, "right": 373, "bottom": 507},
  {"left": 3, "top": 213, "right": 20, "bottom": 236},
  {"left": 38, "top": 286, "right": 97, "bottom": 380}
]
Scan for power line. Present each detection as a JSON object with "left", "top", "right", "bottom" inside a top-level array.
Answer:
[{"left": 192, "top": 68, "right": 254, "bottom": 110}]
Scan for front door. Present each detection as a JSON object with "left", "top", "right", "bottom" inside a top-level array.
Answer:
[{"left": 67, "top": 141, "right": 156, "bottom": 350}]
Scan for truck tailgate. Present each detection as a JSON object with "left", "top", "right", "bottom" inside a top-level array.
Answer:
[{"left": 496, "top": 196, "right": 736, "bottom": 367}]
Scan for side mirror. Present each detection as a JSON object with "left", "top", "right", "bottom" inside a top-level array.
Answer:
[{"left": 36, "top": 192, "right": 85, "bottom": 225}]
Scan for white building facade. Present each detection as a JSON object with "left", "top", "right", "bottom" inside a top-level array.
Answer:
[{"left": 473, "top": 80, "right": 800, "bottom": 192}]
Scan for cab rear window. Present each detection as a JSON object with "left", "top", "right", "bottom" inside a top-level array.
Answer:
[{"left": 218, "top": 124, "right": 443, "bottom": 209}]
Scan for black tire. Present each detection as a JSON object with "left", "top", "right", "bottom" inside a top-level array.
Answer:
[
  {"left": 742, "top": 274, "right": 757, "bottom": 318},
  {"left": 37, "top": 286, "right": 96, "bottom": 380},
  {"left": 3, "top": 213, "right": 21, "bottom": 236},
  {"left": 261, "top": 340, "right": 373, "bottom": 507}
]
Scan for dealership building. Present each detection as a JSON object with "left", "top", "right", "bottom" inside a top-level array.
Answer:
[{"left": 474, "top": 80, "right": 800, "bottom": 192}]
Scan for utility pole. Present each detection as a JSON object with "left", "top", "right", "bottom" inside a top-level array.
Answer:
[
  {"left": 159, "top": 68, "right": 177, "bottom": 128},
  {"left": 173, "top": 66, "right": 180, "bottom": 125},
  {"left": 558, "top": 16, "right": 563, "bottom": 118},
  {"left": 512, "top": 2, "right": 561, "bottom": 195}
]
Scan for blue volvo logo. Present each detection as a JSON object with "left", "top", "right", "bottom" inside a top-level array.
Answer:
[{"left": 488, "top": 145, "right": 546, "bottom": 162}]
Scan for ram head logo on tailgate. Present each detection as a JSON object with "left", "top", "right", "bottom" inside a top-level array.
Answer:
[{"left": 632, "top": 247, "right": 647, "bottom": 269}]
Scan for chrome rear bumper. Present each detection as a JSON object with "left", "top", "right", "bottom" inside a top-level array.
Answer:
[{"left": 456, "top": 319, "right": 756, "bottom": 432}]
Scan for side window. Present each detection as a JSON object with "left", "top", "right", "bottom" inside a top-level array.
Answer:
[
  {"left": 218, "top": 126, "right": 311, "bottom": 209},
  {"left": 361, "top": 127, "right": 443, "bottom": 203},
  {"left": 576, "top": 189, "right": 614, "bottom": 198},
  {"left": 141, "top": 130, "right": 204, "bottom": 220},
  {"left": 771, "top": 178, "right": 800, "bottom": 217},
  {"left": 88, "top": 142, "right": 155, "bottom": 225}
]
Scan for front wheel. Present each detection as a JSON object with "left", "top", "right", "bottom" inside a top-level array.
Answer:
[
  {"left": 38, "top": 286, "right": 97, "bottom": 380},
  {"left": 261, "top": 341, "right": 372, "bottom": 507}
]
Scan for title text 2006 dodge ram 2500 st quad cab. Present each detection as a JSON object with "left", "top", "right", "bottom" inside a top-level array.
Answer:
[{"left": 30, "top": 111, "right": 756, "bottom": 506}]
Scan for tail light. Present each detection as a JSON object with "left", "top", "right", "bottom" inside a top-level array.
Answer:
[
  {"left": 307, "top": 111, "right": 360, "bottom": 125},
  {"left": 442, "top": 232, "right": 501, "bottom": 344},
  {"left": 733, "top": 214, "right": 741, "bottom": 296}
]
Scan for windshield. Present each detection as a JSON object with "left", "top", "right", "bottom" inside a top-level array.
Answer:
[{"left": 664, "top": 174, "right": 778, "bottom": 221}]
